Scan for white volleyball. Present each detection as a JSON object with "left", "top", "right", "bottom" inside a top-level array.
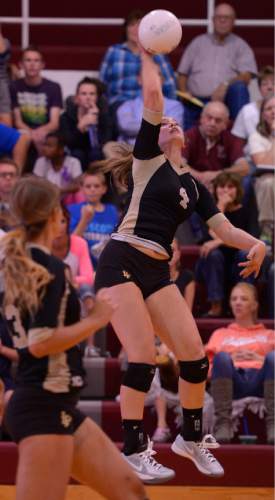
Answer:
[{"left": 138, "top": 10, "right": 182, "bottom": 55}]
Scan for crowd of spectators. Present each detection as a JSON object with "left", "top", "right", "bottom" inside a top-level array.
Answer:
[{"left": 0, "top": 4, "right": 274, "bottom": 444}]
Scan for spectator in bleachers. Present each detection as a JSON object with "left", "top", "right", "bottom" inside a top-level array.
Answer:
[
  {"left": 116, "top": 68, "right": 184, "bottom": 145},
  {"left": 183, "top": 101, "right": 249, "bottom": 191},
  {"left": 33, "top": 132, "right": 83, "bottom": 205},
  {"left": 177, "top": 3, "right": 257, "bottom": 130},
  {"left": 0, "top": 124, "right": 30, "bottom": 172},
  {"left": 99, "top": 9, "right": 177, "bottom": 112},
  {"left": 0, "top": 26, "right": 12, "bottom": 127},
  {"left": 232, "top": 66, "right": 274, "bottom": 143},
  {"left": 206, "top": 282, "right": 274, "bottom": 444},
  {"left": 195, "top": 171, "right": 260, "bottom": 318},
  {"left": 10, "top": 45, "right": 63, "bottom": 162},
  {"left": 0, "top": 157, "right": 20, "bottom": 230},
  {"left": 60, "top": 77, "right": 113, "bottom": 169},
  {"left": 248, "top": 94, "right": 275, "bottom": 249},
  {"left": 52, "top": 202, "right": 95, "bottom": 314},
  {"left": 68, "top": 168, "right": 119, "bottom": 269}
]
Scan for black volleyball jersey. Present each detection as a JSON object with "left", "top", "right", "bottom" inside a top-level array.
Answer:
[
  {"left": 3, "top": 246, "right": 85, "bottom": 393},
  {"left": 112, "top": 110, "right": 226, "bottom": 257}
]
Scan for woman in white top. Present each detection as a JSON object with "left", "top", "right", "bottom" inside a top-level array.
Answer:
[{"left": 248, "top": 94, "right": 275, "bottom": 246}]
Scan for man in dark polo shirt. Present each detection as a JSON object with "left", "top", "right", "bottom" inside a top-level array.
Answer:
[{"left": 183, "top": 101, "right": 249, "bottom": 191}]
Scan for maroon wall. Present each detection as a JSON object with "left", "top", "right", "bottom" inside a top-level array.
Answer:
[{"left": 2, "top": 1, "right": 274, "bottom": 70}]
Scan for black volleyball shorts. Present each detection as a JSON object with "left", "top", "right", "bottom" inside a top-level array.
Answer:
[
  {"left": 95, "top": 239, "right": 172, "bottom": 299},
  {"left": 5, "top": 387, "right": 86, "bottom": 443}
]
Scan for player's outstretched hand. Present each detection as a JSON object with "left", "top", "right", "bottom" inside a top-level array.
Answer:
[{"left": 238, "top": 241, "right": 266, "bottom": 278}]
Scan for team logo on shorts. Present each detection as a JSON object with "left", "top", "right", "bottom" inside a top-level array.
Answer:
[
  {"left": 60, "top": 410, "right": 72, "bottom": 428},
  {"left": 179, "top": 187, "right": 189, "bottom": 209},
  {"left": 122, "top": 270, "right": 131, "bottom": 279}
]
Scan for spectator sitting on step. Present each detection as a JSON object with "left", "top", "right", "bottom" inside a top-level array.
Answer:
[
  {"left": 247, "top": 94, "right": 275, "bottom": 250},
  {"left": 195, "top": 171, "right": 260, "bottom": 318},
  {"left": 99, "top": 9, "right": 177, "bottom": 114},
  {"left": 205, "top": 282, "right": 275, "bottom": 444},
  {"left": 232, "top": 66, "right": 274, "bottom": 145},
  {"left": 10, "top": 45, "right": 63, "bottom": 165},
  {"left": 51, "top": 202, "right": 95, "bottom": 314},
  {"left": 68, "top": 167, "right": 119, "bottom": 269},
  {"left": 33, "top": 132, "right": 83, "bottom": 205},
  {"left": 177, "top": 2, "right": 257, "bottom": 130},
  {"left": 59, "top": 77, "right": 113, "bottom": 169}
]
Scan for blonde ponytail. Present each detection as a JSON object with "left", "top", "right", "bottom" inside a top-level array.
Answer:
[
  {"left": 90, "top": 143, "right": 133, "bottom": 191},
  {"left": 0, "top": 228, "right": 53, "bottom": 315},
  {"left": 0, "top": 175, "right": 61, "bottom": 316}
]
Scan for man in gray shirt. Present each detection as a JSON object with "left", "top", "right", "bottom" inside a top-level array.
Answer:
[{"left": 178, "top": 3, "right": 257, "bottom": 129}]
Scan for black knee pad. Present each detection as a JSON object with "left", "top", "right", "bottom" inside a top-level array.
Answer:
[
  {"left": 122, "top": 363, "right": 156, "bottom": 393},
  {"left": 179, "top": 357, "right": 209, "bottom": 384}
]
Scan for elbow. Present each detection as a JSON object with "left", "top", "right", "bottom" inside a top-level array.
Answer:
[{"left": 28, "top": 343, "right": 47, "bottom": 358}]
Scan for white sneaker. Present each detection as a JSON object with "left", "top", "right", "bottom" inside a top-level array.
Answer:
[
  {"left": 171, "top": 434, "right": 224, "bottom": 477},
  {"left": 123, "top": 438, "right": 175, "bottom": 484}
]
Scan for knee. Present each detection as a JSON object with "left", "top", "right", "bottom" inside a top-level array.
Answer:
[
  {"left": 118, "top": 474, "right": 146, "bottom": 500},
  {"left": 213, "top": 351, "right": 232, "bottom": 368},
  {"left": 129, "top": 475, "right": 147, "bottom": 500},
  {"left": 265, "top": 350, "right": 275, "bottom": 367},
  {"left": 122, "top": 362, "right": 156, "bottom": 393},
  {"left": 228, "top": 80, "right": 248, "bottom": 94},
  {"left": 206, "top": 248, "right": 224, "bottom": 265},
  {"left": 179, "top": 356, "right": 209, "bottom": 384},
  {"left": 261, "top": 176, "right": 274, "bottom": 193}
]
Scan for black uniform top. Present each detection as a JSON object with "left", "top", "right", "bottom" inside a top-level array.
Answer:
[
  {"left": 0, "top": 316, "right": 14, "bottom": 381},
  {"left": 2, "top": 245, "right": 85, "bottom": 394},
  {"left": 112, "top": 109, "right": 226, "bottom": 258}
]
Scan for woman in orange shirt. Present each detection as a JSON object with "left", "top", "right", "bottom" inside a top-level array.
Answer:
[{"left": 206, "top": 282, "right": 274, "bottom": 444}]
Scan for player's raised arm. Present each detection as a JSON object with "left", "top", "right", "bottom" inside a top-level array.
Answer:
[{"left": 140, "top": 48, "right": 164, "bottom": 114}]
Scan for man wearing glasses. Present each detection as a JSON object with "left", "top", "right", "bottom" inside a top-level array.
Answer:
[{"left": 0, "top": 157, "right": 20, "bottom": 230}]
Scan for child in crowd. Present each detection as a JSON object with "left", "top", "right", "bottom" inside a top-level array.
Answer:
[
  {"left": 33, "top": 132, "right": 83, "bottom": 204},
  {"left": 68, "top": 168, "right": 119, "bottom": 269},
  {"left": 51, "top": 203, "right": 95, "bottom": 313}
]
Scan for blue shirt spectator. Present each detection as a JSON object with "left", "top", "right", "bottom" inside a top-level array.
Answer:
[
  {"left": 100, "top": 43, "right": 177, "bottom": 107},
  {"left": 69, "top": 201, "right": 119, "bottom": 268},
  {"left": 0, "top": 123, "right": 20, "bottom": 155},
  {"left": 116, "top": 95, "right": 184, "bottom": 145}
]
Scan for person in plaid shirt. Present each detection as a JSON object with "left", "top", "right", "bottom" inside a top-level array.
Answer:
[{"left": 99, "top": 9, "right": 177, "bottom": 110}]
